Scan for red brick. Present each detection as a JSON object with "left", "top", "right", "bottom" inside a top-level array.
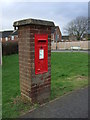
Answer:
[{"left": 16, "top": 20, "right": 53, "bottom": 103}]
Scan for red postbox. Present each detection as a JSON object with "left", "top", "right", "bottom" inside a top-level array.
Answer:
[{"left": 35, "top": 34, "right": 48, "bottom": 74}]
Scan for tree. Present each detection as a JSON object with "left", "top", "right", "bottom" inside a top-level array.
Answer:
[{"left": 64, "top": 16, "right": 88, "bottom": 40}]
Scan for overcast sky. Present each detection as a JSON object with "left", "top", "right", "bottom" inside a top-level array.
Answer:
[{"left": 0, "top": 1, "right": 88, "bottom": 35}]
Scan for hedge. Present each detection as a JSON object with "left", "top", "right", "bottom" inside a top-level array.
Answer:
[{"left": 2, "top": 41, "right": 18, "bottom": 56}]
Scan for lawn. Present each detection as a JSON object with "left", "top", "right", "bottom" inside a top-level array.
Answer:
[
  {"left": 0, "top": 65, "right": 2, "bottom": 119},
  {"left": 2, "top": 52, "right": 88, "bottom": 118}
]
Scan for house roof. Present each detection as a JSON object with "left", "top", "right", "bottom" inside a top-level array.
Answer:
[
  {"left": 51, "top": 27, "right": 55, "bottom": 33},
  {"left": 0, "top": 32, "right": 2, "bottom": 38},
  {"left": 10, "top": 30, "right": 18, "bottom": 36},
  {"left": 51, "top": 26, "right": 60, "bottom": 33},
  {"left": 0, "top": 30, "right": 13, "bottom": 38}
]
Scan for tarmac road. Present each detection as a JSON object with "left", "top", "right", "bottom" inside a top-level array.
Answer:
[{"left": 21, "top": 87, "right": 88, "bottom": 118}]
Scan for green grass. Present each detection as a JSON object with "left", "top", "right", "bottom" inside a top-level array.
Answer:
[
  {"left": 51, "top": 52, "right": 88, "bottom": 99},
  {"left": 2, "top": 52, "right": 88, "bottom": 118},
  {"left": 2, "top": 54, "right": 37, "bottom": 118},
  {"left": 0, "top": 65, "right": 2, "bottom": 119}
]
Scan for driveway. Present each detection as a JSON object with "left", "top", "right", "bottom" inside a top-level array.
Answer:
[{"left": 20, "top": 87, "right": 88, "bottom": 118}]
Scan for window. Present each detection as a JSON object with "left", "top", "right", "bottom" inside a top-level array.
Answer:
[
  {"left": 11, "top": 36, "right": 14, "bottom": 40},
  {"left": 57, "top": 35, "right": 59, "bottom": 38},
  {"left": 5, "top": 37, "right": 8, "bottom": 41},
  {"left": 0, "top": 38, "right": 2, "bottom": 42}
]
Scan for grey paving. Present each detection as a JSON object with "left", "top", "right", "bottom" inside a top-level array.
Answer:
[
  {"left": 21, "top": 87, "right": 88, "bottom": 118},
  {"left": 51, "top": 49, "right": 89, "bottom": 53}
]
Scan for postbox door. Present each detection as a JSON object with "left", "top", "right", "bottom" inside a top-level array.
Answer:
[{"left": 35, "top": 34, "right": 48, "bottom": 74}]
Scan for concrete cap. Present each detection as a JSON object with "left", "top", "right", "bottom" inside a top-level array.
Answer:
[{"left": 13, "top": 18, "right": 55, "bottom": 27}]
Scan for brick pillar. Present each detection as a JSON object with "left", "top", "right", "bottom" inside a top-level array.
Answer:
[{"left": 13, "top": 18, "right": 55, "bottom": 103}]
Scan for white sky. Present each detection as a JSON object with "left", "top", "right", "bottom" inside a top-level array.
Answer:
[{"left": 0, "top": 0, "right": 88, "bottom": 35}]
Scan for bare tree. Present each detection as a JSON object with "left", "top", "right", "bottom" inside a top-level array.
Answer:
[{"left": 64, "top": 16, "right": 88, "bottom": 40}]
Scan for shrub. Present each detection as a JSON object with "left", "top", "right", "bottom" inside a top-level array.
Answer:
[{"left": 2, "top": 41, "right": 18, "bottom": 56}]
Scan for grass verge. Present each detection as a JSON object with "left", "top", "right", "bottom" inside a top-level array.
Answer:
[{"left": 2, "top": 52, "right": 88, "bottom": 118}]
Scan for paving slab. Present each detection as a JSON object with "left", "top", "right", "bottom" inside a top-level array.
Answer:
[{"left": 20, "top": 87, "right": 88, "bottom": 118}]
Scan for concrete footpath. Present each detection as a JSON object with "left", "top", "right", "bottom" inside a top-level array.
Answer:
[
  {"left": 51, "top": 50, "right": 89, "bottom": 53},
  {"left": 21, "top": 87, "right": 88, "bottom": 118}
]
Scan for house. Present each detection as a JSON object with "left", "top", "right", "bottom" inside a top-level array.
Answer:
[
  {"left": 0, "top": 30, "right": 18, "bottom": 42},
  {"left": 88, "top": 17, "right": 90, "bottom": 39},
  {"left": 51, "top": 26, "right": 62, "bottom": 42},
  {"left": 9, "top": 30, "right": 18, "bottom": 41},
  {"left": 1, "top": 27, "right": 62, "bottom": 43},
  {"left": 0, "top": 30, "right": 13, "bottom": 42},
  {"left": 61, "top": 35, "right": 69, "bottom": 41},
  {"left": 88, "top": 30, "right": 90, "bottom": 40}
]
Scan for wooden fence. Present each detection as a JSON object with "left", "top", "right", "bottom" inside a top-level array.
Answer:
[{"left": 51, "top": 41, "right": 89, "bottom": 50}]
